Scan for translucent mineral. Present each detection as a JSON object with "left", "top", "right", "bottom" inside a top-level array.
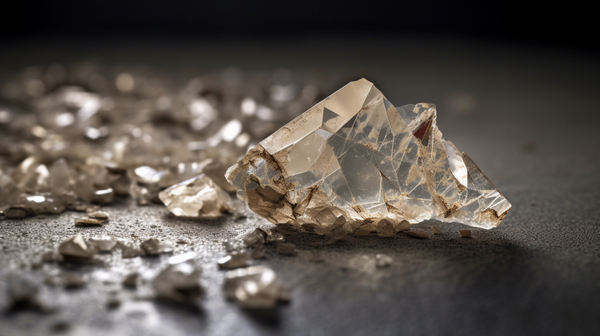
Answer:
[
  {"left": 58, "top": 233, "right": 95, "bottom": 260},
  {"left": 86, "top": 209, "right": 108, "bottom": 219},
  {"left": 158, "top": 174, "right": 236, "bottom": 217},
  {"left": 140, "top": 238, "right": 174, "bottom": 256},
  {"left": 152, "top": 254, "right": 203, "bottom": 304},
  {"left": 223, "top": 266, "right": 289, "bottom": 309},
  {"left": 218, "top": 252, "right": 251, "bottom": 269},
  {"left": 375, "top": 254, "right": 393, "bottom": 267},
  {"left": 87, "top": 235, "right": 117, "bottom": 252},
  {"left": 225, "top": 79, "right": 511, "bottom": 233},
  {"left": 243, "top": 229, "right": 266, "bottom": 248},
  {"left": 74, "top": 217, "right": 106, "bottom": 226}
]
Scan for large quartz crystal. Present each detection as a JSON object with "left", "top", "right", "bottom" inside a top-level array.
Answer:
[{"left": 225, "top": 79, "right": 511, "bottom": 231}]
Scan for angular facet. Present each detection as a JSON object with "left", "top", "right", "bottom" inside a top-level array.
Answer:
[
  {"left": 158, "top": 174, "right": 236, "bottom": 217},
  {"left": 225, "top": 79, "right": 511, "bottom": 232}
]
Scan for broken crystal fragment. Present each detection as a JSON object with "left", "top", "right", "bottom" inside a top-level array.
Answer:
[
  {"left": 122, "top": 272, "right": 139, "bottom": 288},
  {"left": 225, "top": 79, "right": 511, "bottom": 232},
  {"left": 158, "top": 174, "right": 236, "bottom": 217},
  {"left": 74, "top": 217, "right": 106, "bottom": 226},
  {"left": 152, "top": 259, "right": 203, "bottom": 304},
  {"left": 405, "top": 230, "right": 429, "bottom": 239},
  {"left": 223, "top": 266, "right": 289, "bottom": 309},
  {"left": 87, "top": 236, "right": 117, "bottom": 252},
  {"left": 58, "top": 233, "right": 95, "bottom": 260},
  {"left": 459, "top": 229, "right": 472, "bottom": 238},
  {"left": 140, "top": 238, "right": 174, "bottom": 256},
  {"left": 218, "top": 252, "right": 251, "bottom": 269}
]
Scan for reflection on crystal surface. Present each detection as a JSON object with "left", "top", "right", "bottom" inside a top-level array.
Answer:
[
  {"left": 159, "top": 174, "right": 236, "bottom": 217},
  {"left": 223, "top": 266, "right": 288, "bottom": 309},
  {"left": 226, "top": 79, "right": 511, "bottom": 233}
]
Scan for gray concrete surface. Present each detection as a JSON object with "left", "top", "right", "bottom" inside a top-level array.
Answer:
[{"left": 1, "top": 36, "right": 600, "bottom": 336}]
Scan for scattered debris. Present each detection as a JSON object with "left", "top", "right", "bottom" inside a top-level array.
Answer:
[
  {"left": 74, "top": 217, "right": 106, "bottom": 226},
  {"left": 116, "top": 242, "right": 145, "bottom": 258},
  {"left": 58, "top": 233, "right": 96, "bottom": 260},
  {"left": 223, "top": 266, "right": 289, "bottom": 309},
  {"left": 459, "top": 230, "right": 472, "bottom": 238},
  {"left": 152, "top": 258, "right": 203, "bottom": 304},
  {"left": 86, "top": 209, "right": 109, "bottom": 219},
  {"left": 432, "top": 226, "right": 442, "bottom": 235},
  {"left": 87, "top": 236, "right": 117, "bottom": 252},
  {"left": 243, "top": 229, "right": 266, "bottom": 248},
  {"left": 140, "top": 238, "right": 174, "bottom": 256},
  {"left": 218, "top": 252, "right": 251, "bottom": 269}
]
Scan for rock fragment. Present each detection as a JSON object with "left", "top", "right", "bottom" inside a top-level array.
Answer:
[
  {"left": 158, "top": 174, "right": 236, "bottom": 217},
  {"left": 218, "top": 252, "right": 251, "bottom": 269},
  {"left": 87, "top": 236, "right": 117, "bottom": 252},
  {"left": 140, "top": 238, "right": 174, "bottom": 256},
  {"left": 58, "top": 233, "right": 95, "bottom": 260},
  {"left": 74, "top": 217, "right": 106, "bottom": 226},
  {"left": 152, "top": 257, "right": 203, "bottom": 304},
  {"left": 223, "top": 266, "right": 289, "bottom": 309},
  {"left": 122, "top": 273, "right": 139, "bottom": 288},
  {"left": 432, "top": 226, "right": 442, "bottom": 234}
]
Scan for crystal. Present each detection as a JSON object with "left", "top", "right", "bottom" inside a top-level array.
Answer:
[
  {"left": 86, "top": 209, "right": 108, "bottom": 219},
  {"left": 158, "top": 174, "right": 237, "bottom": 217},
  {"left": 225, "top": 79, "right": 511, "bottom": 232},
  {"left": 431, "top": 225, "right": 442, "bottom": 234},
  {"left": 74, "top": 217, "right": 106, "bottom": 226},
  {"left": 152, "top": 257, "right": 203, "bottom": 304},
  {"left": 58, "top": 233, "right": 95, "bottom": 260},
  {"left": 122, "top": 272, "right": 139, "bottom": 288},
  {"left": 87, "top": 235, "right": 117, "bottom": 252},
  {"left": 218, "top": 252, "right": 251, "bottom": 269},
  {"left": 375, "top": 254, "right": 393, "bottom": 267},
  {"left": 243, "top": 229, "right": 266, "bottom": 248},
  {"left": 140, "top": 238, "right": 174, "bottom": 256},
  {"left": 223, "top": 266, "right": 289, "bottom": 309}
]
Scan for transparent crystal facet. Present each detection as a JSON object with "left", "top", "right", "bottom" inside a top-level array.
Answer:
[
  {"left": 159, "top": 174, "right": 236, "bottom": 217},
  {"left": 225, "top": 79, "right": 511, "bottom": 232}
]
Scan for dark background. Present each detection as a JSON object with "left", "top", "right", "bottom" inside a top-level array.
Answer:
[{"left": 1, "top": 0, "right": 597, "bottom": 53}]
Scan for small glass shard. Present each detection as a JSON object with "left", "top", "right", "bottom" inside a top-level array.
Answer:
[
  {"left": 158, "top": 174, "right": 236, "bottom": 217},
  {"left": 152, "top": 260, "right": 203, "bottom": 304},
  {"left": 226, "top": 79, "right": 511, "bottom": 232},
  {"left": 58, "top": 233, "right": 95, "bottom": 260},
  {"left": 223, "top": 266, "right": 289, "bottom": 309}
]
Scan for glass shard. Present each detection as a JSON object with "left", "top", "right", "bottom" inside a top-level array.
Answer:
[
  {"left": 158, "top": 174, "right": 236, "bottom": 217},
  {"left": 226, "top": 79, "right": 511, "bottom": 232},
  {"left": 222, "top": 266, "right": 289, "bottom": 309}
]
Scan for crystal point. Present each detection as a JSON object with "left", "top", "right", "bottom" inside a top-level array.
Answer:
[{"left": 226, "top": 79, "right": 511, "bottom": 232}]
